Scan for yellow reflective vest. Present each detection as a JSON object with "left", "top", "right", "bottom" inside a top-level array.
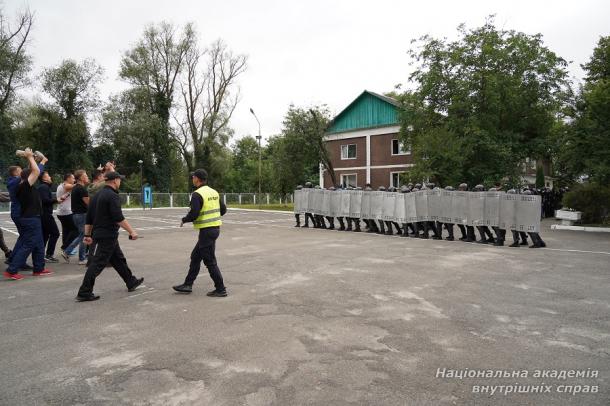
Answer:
[{"left": 193, "top": 186, "right": 222, "bottom": 229}]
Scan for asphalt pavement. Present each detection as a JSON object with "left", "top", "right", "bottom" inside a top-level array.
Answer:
[{"left": 1, "top": 209, "right": 609, "bottom": 405}]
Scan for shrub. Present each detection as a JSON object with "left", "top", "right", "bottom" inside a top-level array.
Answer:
[{"left": 562, "top": 183, "right": 610, "bottom": 225}]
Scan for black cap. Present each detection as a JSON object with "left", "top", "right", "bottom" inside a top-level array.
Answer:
[
  {"left": 191, "top": 169, "right": 208, "bottom": 181},
  {"left": 104, "top": 171, "right": 125, "bottom": 181}
]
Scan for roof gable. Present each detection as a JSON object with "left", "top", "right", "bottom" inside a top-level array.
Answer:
[{"left": 327, "top": 90, "right": 399, "bottom": 134}]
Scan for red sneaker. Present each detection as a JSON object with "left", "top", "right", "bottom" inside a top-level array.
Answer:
[
  {"left": 3, "top": 271, "right": 24, "bottom": 280},
  {"left": 33, "top": 268, "right": 53, "bottom": 276}
]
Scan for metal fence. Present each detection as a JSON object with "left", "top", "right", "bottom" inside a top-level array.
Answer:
[{"left": 0, "top": 192, "right": 294, "bottom": 212}]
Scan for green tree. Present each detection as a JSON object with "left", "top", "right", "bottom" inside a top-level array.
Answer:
[
  {"left": 40, "top": 58, "right": 103, "bottom": 119},
  {"left": 173, "top": 38, "right": 247, "bottom": 178},
  {"left": 399, "top": 17, "right": 570, "bottom": 187},
  {"left": 120, "top": 22, "right": 196, "bottom": 191},
  {"left": 559, "top": 36, "right": 610, "bottom": 185},
  {"left": 0, "top": 7, "right": 33, "bottom": 170}
]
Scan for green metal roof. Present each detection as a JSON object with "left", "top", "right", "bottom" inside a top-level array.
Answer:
[{"left": 327, "top": 90, "right": 399, "bottom": 134}]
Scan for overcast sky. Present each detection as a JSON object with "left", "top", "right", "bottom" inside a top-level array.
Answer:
[{"left": 4, "top": 0, "right": 609, "bottom": 144}]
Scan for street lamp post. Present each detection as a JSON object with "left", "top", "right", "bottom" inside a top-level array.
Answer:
[
  {"left": 249, "top": 108, "right": 262, "bottom": 207},
  {"left": 138, "top": 159, "right": 143, "bottom": 210}
]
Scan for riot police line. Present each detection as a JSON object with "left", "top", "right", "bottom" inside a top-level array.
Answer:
[{"left": 293, "top": 183, "right": 546, "bottom": 248}]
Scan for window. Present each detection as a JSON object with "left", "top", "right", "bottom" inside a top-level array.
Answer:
[
  {"left": 340, "top": 173, "right": 357, "bottom": 188},
  {"left": 341, "top": 144, "right": 357, "bottom": 159},
  {"left": 391, "top": 139, "right": 410, "bottom": 155},
  {"left": 390, "top": 171, "right": 405, "bottom": 188}
]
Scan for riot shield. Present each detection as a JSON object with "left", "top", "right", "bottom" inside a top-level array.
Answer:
[
  {"left": 516, "top": 194, "right": 542, "bottom": 233},
  {"left": 483, "top": 191, "right": 502, "bottom": 227},
  {"left": 339, "top": 190, "right": 351, "bottom": 217},
  {"left": 330, "top": 190, "right": 342, "bottom": 217},
  {"left": 360, "top": 191, "right": 371, "bottom": 219},
  {"left": 350, "top": 189, "right": 363, "bottom": 218},
  {"left": 321, "top": 190, "right": 331, "bottom": 217},
  {"left": 394, "top": 193, "right": 406, "bottom": 224},
  {"left": 415, "top": 190, "right": 429, "bottom": 222},
  {"left": 440, "top": 190, "right": 454, "bottom": 223},
  {"left": 370, "top": 191, "right": 383, "bottom": 220},
  {"left": 382, "top": 192, "right": 396, "bottom": 221},
  {"left": 428, "top": 189, "right": 442, "bottom": 221},
  {"left": 405, "top": 193, "right": 417, "bottom": 223},
  {"left": 303, "top": 188, "right": 313, "bottom": 213},
  {"left": 451, "top": 191, "right": 468, "bottom": 225},
  {"left": 468, "top": 192, "right": 485, "bottom": 226},
  {"left": 311, "top": 189, "right": 323, "bottom": 215},
  {"left": 293, "top": 189, "right": 302, "bottom": 214},
  {"left": 499, "top": 193, "right": 517, "bottom": 230}
]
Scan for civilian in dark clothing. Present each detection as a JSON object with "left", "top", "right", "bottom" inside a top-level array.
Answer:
[
  {"left": 63, "top": 170, "right": 90, "bottom": 264},
  {"left": 6, "top": 156, "right": 46, "bottom": 267},
  {"left": 37, "top": 171, "right": 64, "bottom": 262},
  {"left": 76, "top": 171, "right": 143, "bottom": 301},
  {"left": 4, "top": 149, "right": 52, "bottom": 279}
]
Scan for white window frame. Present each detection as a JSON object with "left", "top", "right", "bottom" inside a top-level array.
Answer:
[
  {"left": 390, "top": 171, "right": 405, "bottom": 188},
  {"left": 341, "top": 144, "right": 357, "bottom": 160},
  {"left": 340, "top": 173, "right": 358, "bottom": 188},
  {"left": 391, "top": 139, "right": 410, "bottom": 156}
]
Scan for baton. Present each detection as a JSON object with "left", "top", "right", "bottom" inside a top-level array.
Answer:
[{"left": 128, "top": 235, "right": 144, "bottom": 240}]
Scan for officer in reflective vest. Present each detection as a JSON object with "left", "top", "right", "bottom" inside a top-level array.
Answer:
[{"left": 173, "top": 169, "right": 227, "bottom": 296}]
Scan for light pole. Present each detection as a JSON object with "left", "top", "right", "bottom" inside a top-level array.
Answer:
[
  {"left": 249, "top": 108, "right": 262, "bottom": 207},
  {"left": 138, "top": 160, "right": 143, "bottom": 210}
]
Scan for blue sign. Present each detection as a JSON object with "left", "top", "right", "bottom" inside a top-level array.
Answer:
[{"left": 143, "top": 186, "right": 152, "bottom": 205}]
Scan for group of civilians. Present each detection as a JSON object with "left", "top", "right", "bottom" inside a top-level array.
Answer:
[{"left": 1, "top": 148, "right": 114, "bottom": 280}]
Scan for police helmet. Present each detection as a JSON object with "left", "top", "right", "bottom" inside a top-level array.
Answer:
[
  {"left": 445, "top": 186, "right": 454, "bottom": 191},
  {"left": 305, "top": 182, "right": 312, "bottom": 188},
  {"left": 378, "top": 186, "right": 386, "bottom": 191}
]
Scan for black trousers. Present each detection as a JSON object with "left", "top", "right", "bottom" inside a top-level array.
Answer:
[
  {"left": 57, "top": 214, "right": 78, "bottom": 250},
  {"left": 78, "top": 238, "right": 138, "bottom": 296},
  {"left": 41, "top": 214, "right": 60, "bottom": 257},
  {"left": 185, "top": 227, "right": 225, "bottom": 291}
]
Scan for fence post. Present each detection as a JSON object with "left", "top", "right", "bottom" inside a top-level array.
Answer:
[
  {"left": 238, "top": 194, "right": 242, "bottom": 204},
  {"left": 170, "top": 194, "right": 173, "bottom": 208},
  {"left": 223, "top": 194, "right": 227, "bottom": 205},
  {"left": 254, "top": 194, "right": 256, "bottom": 205},
  {"left": 266, "top": 193, "right": 270, "bottom": 205},
  {"left": 127, "top": 195, "right": 131, "bottom": 207},
  {"left": 280, "top": 197, "right": 282, "bottom": 205}
]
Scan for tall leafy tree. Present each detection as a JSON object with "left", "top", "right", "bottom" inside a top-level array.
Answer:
[
  {"left": 119, "top": 22, "right": 196, "bottom": 191},
  {"left": 399, "top": 17, "right": 570, "bottom": 187},
  {"left": 559, "top": 36, "right": 610, "bottom": 185},
  {"left": 40, "top": 58, "right": 103, "bottom": 119},
  {"left": 0, "top": 7, "right": 33, "bottom": 170},
  {"left": 173, "top": 38, "right": 247, "bottom": 179}
]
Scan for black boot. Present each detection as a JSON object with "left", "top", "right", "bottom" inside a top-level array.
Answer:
[
  {"left": 354, "top": 219, "right": 361, "bottom": 232},
  {"left": 295, "top": 214, "right": 301, "bottom": 227},
  {"left": 445, "top": 224, "right": 454, "bottom": 241},
  {"left": 338, "top": 217, "right": 345, "bottom": 231},
  {"left": 378, "top": 220, "right": 385, "bottom": 234},
  {"left": 401, "top": 223, "right": 409, "bottom": 237},
  {"left": 385, "top": 221, "right": 393, "bottom": 235},
  {"left": 326, "top": 217, "right": 335, "bottom": 230}
]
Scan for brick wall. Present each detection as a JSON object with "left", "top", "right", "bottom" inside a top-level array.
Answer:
[
  {"left": 325, "top": 137, "right": 366, "bottom": 168},
  {"left": 370, "top": 133, "right": 413, "bottom": 166}
]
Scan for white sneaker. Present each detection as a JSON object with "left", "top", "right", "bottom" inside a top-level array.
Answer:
[{"left": 78, "top": 260, "right": 87, "bottom": 265}]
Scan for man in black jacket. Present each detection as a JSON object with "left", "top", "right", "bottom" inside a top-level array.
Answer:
[
  {"left": 76, "top": 172, "right": 143, "bottom": 302},
  {"left": 37, "top": 171, "right": 63, "bottom": 262}
]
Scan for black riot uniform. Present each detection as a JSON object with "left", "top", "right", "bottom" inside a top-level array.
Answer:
[
  {"left": 302, "top": 182, "right": 315, "bottom": 228},
  {"left": 399, "top": 185, "right": 411, "bottom": 237},
  {"left": 313, "top": 185, "right": 326, "bottom": 229},
  {"left": 376, "top": 186, "right": 386, "bottom": 234},
  {"left": 523, "top": 189, "right": 546, "bottom": 248},
  {"left": 457, "top": 183, "right": 470, "bottom": 241},
  {"left": 363, "top": 186, "right": 378, "bottom": 233},
  {"left": 427, "top": 183, "right": 442, "bottom": 240},
  {"left": 441, "top": 186, "right": 455, "bottom": 241},
  {"left": 352, "top": 187, "right": 362, "bottom": 232},
  {"left": 473, "top": 184, "right": 495, "bottom": 244},
  {"left": 489, "top": 187, "right": 506, "bottom": 246},
  {"left": 294, "top": 185, "right": 303, "bottom": 227},
  {"left": 325, "top": 186, "right": 336, "bottom": 230},
  {"left": 507, "top": 189, "right": 522, "bottom": 247}
]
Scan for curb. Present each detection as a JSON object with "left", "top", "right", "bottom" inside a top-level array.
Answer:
[{"left": 551, "top": 224, "right": 610, "bottom": 233}]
